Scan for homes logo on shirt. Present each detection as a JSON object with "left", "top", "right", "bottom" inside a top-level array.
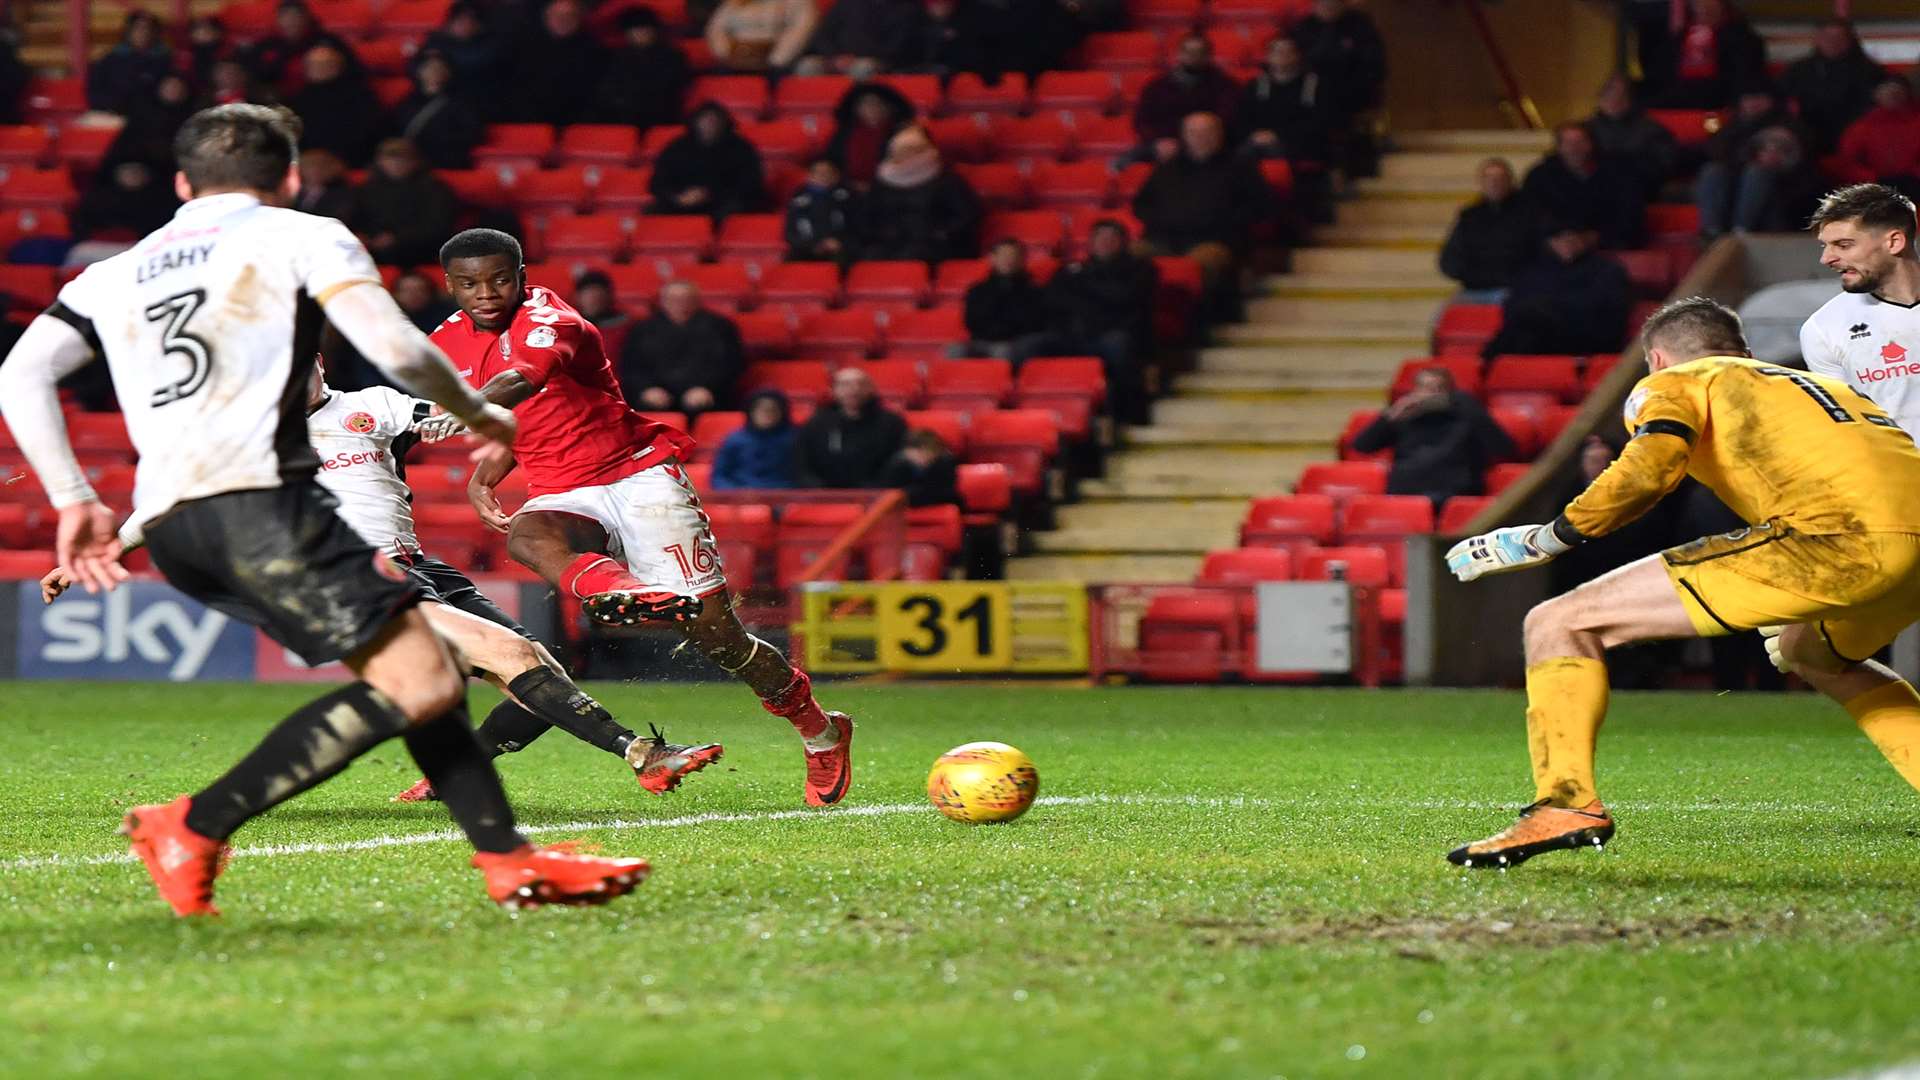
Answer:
[
  {"left": 1883, "top": 341, "right": 1908, "bottom": 364},
  {"left": 525, "top": 326, "right": 558, "bottom": 348},
  {"left": 1859, "top": 339, "right": 1920, "bottom": 382},
  {"left": 344, "top": 411, "right": 377, "bottom": 434}
]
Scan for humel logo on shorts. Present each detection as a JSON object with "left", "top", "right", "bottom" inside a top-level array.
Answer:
[
  {"left": 1859, "top": 340, "right": 1918, "bottom": 383},
  {"left": 525, "top": 326, "right": 557, "bottom": 348},
  {"left": 344, "top": 411, "right": 377, "bottom": 433}
]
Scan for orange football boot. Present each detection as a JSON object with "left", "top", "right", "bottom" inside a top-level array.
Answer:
[
  {"left": 1446, "top": 799, "right": 1615, "bottom": 869},
  {"left": 803, "top": 712, "right": 855, "bottom": 807},
  {"left": 630, "top": 725, "right": 724, "bottom": 794},
  {"left": 391, "top": 777, "right": 438, "bottom": 803},
  {"left": 472, "top": 843, "right": 651, "bottom": 910},
  {"left": 119, "top": 796, "right": 230, "bottom": 917},
  {"left": 583, "top": 591, "right": 702, "bottom": 627}
]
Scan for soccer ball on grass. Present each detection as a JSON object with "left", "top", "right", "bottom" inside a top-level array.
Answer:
[{"left": 926, "top": 741, "right": 1039, "bottom": 824}]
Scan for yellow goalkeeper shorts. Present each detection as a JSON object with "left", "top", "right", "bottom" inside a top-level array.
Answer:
[{"left": 1661, "top": 523, "right": 1920, "bottom": 662}]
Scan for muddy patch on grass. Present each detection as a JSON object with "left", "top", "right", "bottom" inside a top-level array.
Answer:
[{"left": 1179, "top": 911, "right": 1868, "bottom": 951}]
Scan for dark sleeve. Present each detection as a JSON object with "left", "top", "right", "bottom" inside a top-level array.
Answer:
[
  {"left": 962, "top": 282, "right": 991, "bottom": 338},
  {"left": 1437, "top": 212, "right": 1472, "bottom": 284},
  {"left": 1234, "top": 159, "right": 1273, "bottom": 224},
  {"left": 1129, "top": 167, "right": 1161, "bottom": 225},
  {"left": 1349, "top": 413, "right": 1396, "bottom": 454},
  {"left": 1459, "top": 394, "right": 1516, "bottom": 460},
  {"left": 710, "top": 433, "right": 744, "bottom": 489},
  {"left": 390, "top": 181, "right": 457, "bottom": 256},
  {"left": 1132, "top": 78, "right": 1173, "bottom": 141},
  {"left": 917, "top": 456, "right": 959, "bottom": 506},
  {"left": 712, "top": 316, "right": 745, "bottom": 396},
  {"left": 792, "top": 420, "right": 826, "bottom": 486},
  {"left": 618, "top": 321, "right": 659, "bottom": 389},
  {"left": 877, "top": 454, "right": 913, "bottom": 488},
  {"left": 649, "top": 146, "right": 683, "bottom": 199}
]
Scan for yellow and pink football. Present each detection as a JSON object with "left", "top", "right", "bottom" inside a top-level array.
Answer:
[{"left": 926, "top": 742, "right": 1039, "bottom": 824}]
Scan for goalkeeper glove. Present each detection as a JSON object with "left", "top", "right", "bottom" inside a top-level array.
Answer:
[
  {"left": 1445, "top": 523, "right": 1572, "bottom": 583},
  {"left": 1758, "top": 625, "right": 1793, "bottom": 674}
]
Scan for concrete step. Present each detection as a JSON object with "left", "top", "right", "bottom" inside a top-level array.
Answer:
[
  {"left": 1242, "top": 295, "right": 1441, "bottom": 328},
  {"left": 1004, "top": 553, "right": 1202, "bottom": 583},
  {"left": 1394, "top": 130, "right": 1552, "bottom": 154},
  {"left": 1151, "top": 395, "right": 1366, "bottom": 428},
  {"left": 1079, "top": 473, "right": 1292, "bottom": 499},
  {"left": 1310, "top": 223, "right": 1449, "bottom": 249},
  {"left": 1029, "top": 525, "right": 1235, "bottom": 554},
  {"left": 1103, "top": 445, "right": 1328, "bottom": 480},
  {"left": 1377, "top": 151, "right": 1509, "bottom": 181},
  {"left": 1353, "top": 175, "right": 1478, "bottom": 199},
  {"left": 1195, "top": 343, "right": 1414, "bottom": 374},
  {"left": 1122, "top": 424, "right": 1341, "bottom": 448},
  {"left": 1286, "top": 247, "right": 1443, "bottom": 275},
  {"left": 1055, "top": 498, "right": 1248, "bottom": 532},
  {"left": 1174, "top": 368, "right": 1399, "bottom": 393},
  {"left": 1213, "top": 321, "right": 1429, "bottom": 348},
  {"left": 1260, "top": 272, "right": 1452, "bottom": 299},
  {"left": 1334, "top": 198, "right": 1464, "bottom": 226}
]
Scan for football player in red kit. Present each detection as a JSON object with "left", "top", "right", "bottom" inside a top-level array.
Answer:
[{"left": 424, "top": 229, "right": 854, "bottom": 806}]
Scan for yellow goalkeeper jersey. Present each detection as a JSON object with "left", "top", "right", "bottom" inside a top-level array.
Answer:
[{"left": 1562, "top": 355, "right": 1920, "bottom": 540}]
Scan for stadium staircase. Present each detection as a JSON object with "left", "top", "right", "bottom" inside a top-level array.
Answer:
[{"left": 1007, "top": 127, "right": 1549, "bottom": 584}]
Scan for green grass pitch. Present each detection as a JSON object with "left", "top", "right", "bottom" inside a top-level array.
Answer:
[{"left": 5, "top": 680, "right": 1920, "bottom": 1078}]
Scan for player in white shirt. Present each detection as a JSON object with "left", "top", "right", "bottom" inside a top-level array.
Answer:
[
  {"left": 1800, "top": 184, "right": 1920, "bottom": 431},
  {"left": 0, "top": 104, "right": 647, "bottom": 915}
]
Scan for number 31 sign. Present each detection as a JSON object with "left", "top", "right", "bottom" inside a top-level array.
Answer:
[{"left": 876, "top": 583, "right": 1016, "bottom": 672}]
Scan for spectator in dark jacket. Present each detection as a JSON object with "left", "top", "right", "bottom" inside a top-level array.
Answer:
[
  {"left": 1522, "top": 122, "right": 1645, "bottom": 249},
  {"left": 596, "top": 8, "right": 690, "bottom": 130},
  {"left": 292, "top": 147, "right": 355, "bottom": 219},
  {"left": 348, "top": 138, "right": 457, "bottom": 265},
  {"left": 901, "top": 0, "right": 990, "bottom": 78},
  {"left": 1586, "top": 74, "right": 1677, "bottom": 200},
  {"left": 73, "top": 160, "right": 179, "bottom": 242},
  {"left": 796, "top": 367, "right": 910, "bottom": 487},
  {"left": 392, "top": 270, "right": 456, "bottom": 333},
  {"left": 1133, "top": 33, "right": 1240, "bottom": 161},
  {"left": 1654, "top": 0, "right": 1766, "bottom": 109},
  {"left": 796, "top": 0, "right": 920, "bottom": 79},
  {"left": 202, "top": 58, "right": 272, "bottom": 108},
  {"left": 1695, "top": 85, "right": 1821, "bottom": 238},
  {"left": 104, "top": 72, "right": 196, "bottom": 170},
  {"left": 826, "top": 83, "right": 915, "bottom": 187},
  {"left": 388, "top": 52, "right": 484, "bottom": 169},
  {"left": 285, "top": 44, "right": 384, "bottom": 165},
  {"left": 880, "top": 430, "right": 961, "bottom": 506},
  {"left": 1351, "top": 367, "right": 1515, "bottom": 510},
  {"left": 185, "top": 16, "right": 233, "bottom": 88},
  {"left": 785, "top": 158, "right": 859, "bottom": 262},
  {"left": 88, "top": 12, "right": 175, "bottom": 115},
  {"left": 619, "top": 280, "right": 746, "bottom": 415},
  {"left": 508, "top": 0, "right": 606, "bottom": 126},
  {"left": 1133, "top": 111, "right": 1272, "bottom": 294},
  {"left": 1780, "top": 19, "right": 1885, "bottom": 154},
  {"left": 1481, "top": 225, "right": 1631, "bottom": 360},
  {"left": 1290, "top": 0, "right": 1386, "bottom": 176},
  {"left": 650, "top": 102, "right": 767, "bottom": 219},
  {"left": 959, "top": 239, "right": 1049, "bottom": 362},
  {"left": 1438, "top": 158, "right": 1538, "bottom": 300},
  {"left": 1039, "top": 219, "right": 1156, "bottom": 423},
  {"left": 857, "top": 126, "right": 980, "bottom": 261},
  {"left": 1238, "top": 37, "right": 1332, "bottom": 170},
  {"left": 424, "top": 2, "right": 505, "bottom": 93},
  {"left": 712, "top": 390, "right": 799, "bottom": 490},
  {"left": 245, "top": 2, "right": 357, "bottom": 91}
]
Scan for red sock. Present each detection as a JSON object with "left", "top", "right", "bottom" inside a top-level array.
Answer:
[
  {"left": 561, "top": 553, "right": 643, "bottom": 599},
  {"left": 761, "top": 668, "right": 829, "bottom": 738}
]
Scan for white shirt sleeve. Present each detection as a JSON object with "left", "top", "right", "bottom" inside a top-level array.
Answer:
[
  {"left": 1800, "top": 314, "right": 1842, "bottom": 379},
  {"left": 0, "top": 315, "right": 105, "bottom": 508},
  {"left": 293, "top": 216, "right": 384, "bottom": 304},
  {"left": 318, "top": 281, "right": 490, "bottom": 420}
]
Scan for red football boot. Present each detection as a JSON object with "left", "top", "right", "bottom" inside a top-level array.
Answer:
[
  {"left": 391, "top": 778, "right": 438, "bottom": 803},
  {"left": 803, "top": 712, "right": 855, "bottom": 807},
  {"left": 629, "top": 725, "right": 724, "bottom": 794},
  {"left": 119, "top": 796, "right": 230, "bottom": 917},
  {"left": 583, "top": 590, "right": 703, "bottom": 627},
  {"left": 471, "top": 843, "right": 651, "bottom": 910}
]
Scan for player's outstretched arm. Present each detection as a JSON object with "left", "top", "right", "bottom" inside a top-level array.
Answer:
[
  {"left": 468, "top": 448, "right": 517, "bottom": 533},
  {"left": 320, "top": 283, "right": 518, "bottom": 449}
]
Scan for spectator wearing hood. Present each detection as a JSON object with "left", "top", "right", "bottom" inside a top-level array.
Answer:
[
  {"left": 857, "top": 125, "right": 980, "bottom": 262},
  {"left": 1521, "top": 121, "right": 1645, "bottom": 249},
  {"left": 879, "top": 429, "right": 961, "bottom": 506},
  {"left": 285, "top": 43, "right": 385, "bottom": 165},
  {"left": 1695, "top": 84, "right": 1820, "bottom": 238},
  {"left": 649, "top": 102, "right": 768, "bottom": 219},
  {"left": 1780, "top": 19, "right": 1885, "bottom": 154},
  {"left": 596, "top": 9, "right": 690, "bottom": 130},
  {"left": 348, "top": 138, "right": 457, "bottom": 265},
  {"left": 508, "top": 0, "right": 607, "bottom": 126},
  {"left": 424, "top": 3, "right": 506, "bottom": 93},
  {"left": 104, "top": 71, "right": 196, "bottom": 170},
  {"left": 389, "top": 51, "right": 484, "bottom": 169},
  {"left": 1133, "top": 33, "right": 1240, "bottom": 162},
  {"left": 795, "top": 0, "right": 920, "bottom": 79},
  {"left": 1830, "top": 76, "right": 1920, "bottom": 198},
  {"left": 785, "top": 157, "right": 859, "bottom": 262},
  {"left": 705, "top": 0, "right": 817, "bottom": 73},
  {"left": 88, "top": 12, "right": 176, "bottom": 115},
  {"left": 1586, "top": 74, "right": 1677, "bottom": 200},
  {"left": 712, "top": 391, "right": 800, "bottom": 490},
  {"left": 959, "top": 239, "right": 1049, "bottom": 362},
  {"left": 619, "top": 280, "right": 746, "bottom": 416},
  {"left": 796, "top": 367, "right": 909, "bottom": 487},
  {"left": 826, "top": 83, "right": 915, "bottom": 187},
  {"left": 244, "top": 2, "right": 358, "bottom": 91}
]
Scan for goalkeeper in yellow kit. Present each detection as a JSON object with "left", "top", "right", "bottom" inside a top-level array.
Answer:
[{"left": 1444, "top": 296, "right": 1920, "bottom": 867}]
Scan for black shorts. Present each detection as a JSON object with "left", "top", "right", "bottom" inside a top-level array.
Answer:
[
  {"left": 395, "top": 552, "right": 534, "bottom": 641},
  {"left": 144, "top": 483, "right": 422, "bottom": 667}
]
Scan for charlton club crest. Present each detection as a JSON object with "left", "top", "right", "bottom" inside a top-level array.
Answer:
[{"left": 344, "top": 412, "right": 377, "bottom": 434}]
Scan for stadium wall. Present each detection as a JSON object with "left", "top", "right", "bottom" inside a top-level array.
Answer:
[{"left": 1377, "top": 0, "right": 1617, "bottom": 129}]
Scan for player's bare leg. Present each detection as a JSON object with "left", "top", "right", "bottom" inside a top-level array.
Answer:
[
  {"left": 508, "top": 510, "right": 701, "bottom": 625},
  {"left": 391, "top": 604, "right": 721, "bottom": 802},
  {"left": 1772, "top": 624, "right": 1920, "bottom": 794},
  {"left": 1448, "top": 556, "right": 1697, "bottom": 868}
]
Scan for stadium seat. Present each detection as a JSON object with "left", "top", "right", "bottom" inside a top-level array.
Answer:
[
  {"left": 853, "top": 358, "right": 925, "bottom": 410},
  {"left": 690, "top": 75, "right": 771, "bottom": 119},
  {"left": 1295, "top": 545, "right": 1392, "bottom": 586},
  {"left": 968, "top": 409, "right": 1059, "bottom": 496},
  {"left": 689, "top": 411, "right": 747, "bottom": 460},
  {"left": 599, "top": 263, "right": 664, "bottom": 308},
  {"left": 1488, "top": 408, "right": 1537, "bottom": 458},
  {"left": 956, "top": 461, "right": 1011, "bottom": 524},
  {"left": 1485, "top": 391, "right": 1557, "bottom": 420},
  {"left": 741, "top": 360, "right": 829, "bottom": 407},
  {"left": 1128, "top": 0, "right": 1204, "bottom": 28},
  {"left": 1389, "top": 357, "right": 1484, "bottom": 398},
  {"left": 944, "top": 72, "right": 1028, "bottom": 115},
  {"left": 638, "top": 125, "right": 684, "bottom": 163},
  {"left": 925, "top": 359, "right": 1013, "bottom": 417},
  {"left": 630, "top": 215, "right": 713, "bottom": 266},
  {"left": 1582, "top": 353, "right": 1623, "bottom": 394},
  {"left": 739, "top": 119, "right": 816, "bottom": 166},
  {"left": 356, "top": 38, "right": 415, "bottom": 75},
  {"left": 1257, "top": 158, "right": 1294, "bottom": 198},
  {"left": 52, "top": 125, "right": 119, "bottom": 170},
  {"left": 474, "top": 124, "right": 556, "bottom": 170},
  {"left": 23, "top": 77, "right": 85, "bottom": 123},
  {"left": 1339, "top": 495, "right": 1434, "bottom": 585},
  {"left": 716, "top": 213, "right": 786, "bottom": 270},
  {"left": 874, "top": 74, "right": 943, "bottom": 116},
  {"left": 1241, "top": 493, "right": 1336, "bottom": 555},
  {"left": 1437, "top": 496, "right": 1494, "bottom": 533},
  {"left": 1337, "top": 410, "right": 1386, "bottom": 462},
  {"left": 1295, "top": 461, "right": 1387, "bottom": 502},
  {"left": 1485, "top": 355, "right": 1580, "bottom": 403},
  {"left": 370, "top": 77, "right": 413, "bottom": 111},
  {"left": 682, "top": 462, "right": 714, "bottom": 492},
  {"left": 1484, "top": 462, "right": 1530, "bottom": 495},
  {"left": 65, "top": 411, "right": 133, "bottom": 455},
  {"left": 735, "top": 309, "right": 796, "bottom": 358},
  {"left": 0, "top": 265, "right": 58, "bottom": 309},
  {"left": 1645, "top": 108, "right": 1720, "bottom": 148},
  {"left": 1068, "top": 113, "right": 1138, "bottom": 159},
  {"left": 885, "top": 307, "right": 968, "bottom": 360},
  {"left": 674, "top": 262, "right": 755, "bottom": 309},
  {"left": 1137, "top": 588, "right": 1239, "bottom": 683},
  {"left": 1608, "top": 249, "right": 1673, "bottom": 297},
  {"left": 705, "top": 503, "right": 773, "bottom": 588},
  {"left": 932, "top": 258, "right": 990, "bottom": 303},
  {"left": 1114, "top": 161, "right": 1153, "bottom": 202},
  {"left": 1078, "top": 31, "right": 1163, "bottom": 71},
  {"left": 588, "top": 166, "right": 654, "bottom": 211},
  {"left": 0, "top": 546, "right": 53, "bottom": 577},
  {"left": 1032, "top": 71, "right": 1118, "bottom": 113},
  {"left": 1200, "top": 26, "right": 1255, "bottom": 67},
  {"left": 991, "top": 114, "right": 1077, "bottom": 163},
  {"left": 953, "top": 163, "right": 1029, "bottom": 211},
  {"left": 439, "top": 168, "right": 513, "bottom": 208},
  {"left": 0, "top": 126, "right": 49, "bottom": 167},
  {"left": 894, "top": 411, "right": 964, "bottom": 459},
  {"left": 756, "top": 261, "right": 840, "bottom": 309},
  {"left": 383, "top": 0, "right": 454, "bottom": 34},
  {"left": 795, "top": 308, "right": 882, "bottom": 363},
  {"left": 903, "top": 503, "right": 963, "bottom": 580},
  {"left": 539, "top": 213, "right": 633, "bottom": 261},
  {"left": 924, "top": 116, "right": 989, "bottom": 163},
  {"left": 776, "top": 503, "right": 870, "bottom": 586},
  {"left": 845, "top": 261, "right": 931, "bottom": 308},
  {"left": 512, "top": 166, "right": 594, "bottom": 215},
  {"left": 557, "top": 125, "right": 640, "bottom": 165},
  {"left": 1645, "top": 204, "right": 1700, "bottom": 244},
  {"left": 773, "top": 76, "right": 853, "bottom": 118},
  {"left": 0, "top": 208, "right": 69, "bottom": 251},
  {"left": 1198, "top": 547, "right": 1293, "bottom": 584},
  {"left": 1433, "top": 304, "right": 1503, "bottom": 356},
  {"left": 0, "top": 168, "right": 75, "bottom": 210},
  {"left": 1537, "top": 405, "right": 1578, "bottom": 448},
  {"left": 1029, "top": 161, "right": 1113, "bottom": 207},
  {"left": 1016, "top": 357, "right": 1106, "bottom": 440},
  {"left": 982, "top": 210, "right": 1067, "bottom": 258}
]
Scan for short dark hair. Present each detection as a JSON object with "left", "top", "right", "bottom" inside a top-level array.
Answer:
[
  {"left": 574, "top": 269, "right": 612, "bottom": 293},
  {"left": 1640, "top": 296, "right": 1748, "bottom": 359},
  {"left": 1809, "top": 182, "right": 1918, "bottom": 243},
  {"left": 438, "top": 227, "right": 523, "bottom": 268},
  {"left": 173, "top": 104, "right": 301, "bottom": 194}
]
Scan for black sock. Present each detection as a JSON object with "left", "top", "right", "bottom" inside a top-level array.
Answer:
[
  {"left": 403, "top": 701, "right": 524, "bottom": 854},
  {"left": 475, "top": 701, "right": 553, "bottom": 757},
  {"left": 506, "top": 668, "right": 635, "bottom": 757},
  {"left": 186, "top": 682, "right": 410, "bottom": 841}
]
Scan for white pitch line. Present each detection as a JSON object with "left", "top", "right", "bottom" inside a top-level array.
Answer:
[{"left": 0, "top": 791, "right": 1889, "bottom": 872}]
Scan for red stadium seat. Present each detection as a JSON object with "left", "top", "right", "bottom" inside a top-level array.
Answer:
[
  {"left": 1114, "top": 161, "right": 1153, "bottom": 201},
  {"left": 1608, "top": 248, "right": 1674, "bottom": 297},
  {"left": 1128, "top": 0, "right": 1203, "bottom": 27},
  {"left": 309, "top": 0, "right": 375, "bottom": 36},
  {"left": 932, "top": 258, "right": 990, "bottom": 303},
  {"left": 439, "top": 168, "right": 513, "bottom": 208},
  {"left": 0, "top": 168, "right": 75, "bottom": 210},
  {"left": 0, "top": 265, "right": 58, "bottom": 309},
  {"left": 630, "top": 215, "right": 714, "bottom": 265},
  {"left": 1032, "top": 71, "right": 1118, "bottom": 113},
  {"left": 1536, "top": 405, "right": 1578, "bottom": 448},
  {"left": 558, "top": 125, "right": 640, "bottom": 165},
  {"left": 1295, "top": 545, "right": 1392, "bottom": 586},
  {"left": 1295, "top": 460, "right": 1387, "bottom": 502},
  {"left": 944, "top": 72, "right": 1028, "bottom": 115},
  {"left": 674, "top": 262, "right": 755, "bottom": 309},
  {"left": 705, "top": 502, "right": 772, "bottom": 587},
  {"left": 690, "top": 76, "right": 771, "bottom": 119},
  {"left": 588, "top": 166, "right": 654, "bottom": 211},
  {"left": 1488, "top": 408, "right": 1537, "bottom": 458},
  {"left": 1241, "top": 493, "right": 1336, "bottom": 555},
  {"left": 1484, "top": 462, "right": 1530, "bottom": 495},
  {"left": 382, "top": 0, "right": 452, "bottom": 35},
  {"left": 925, "top": 359, "right": 1013, "bottom": 416},
  {"left": 1645, "top": 204, "right": 1700, "bottom": 244},
  {"left": 773, "top": 76, "right": 853, "bottom": 118},
  {"left": 598, "top": 263, "right": 664, "bottom": 307},
  {"left": 1066, "top": 112, "right": 1136, "bottom": 158},
  {"left": 735, "top": 309, "right": 796, "bottom": 358},
  {"left": 967, "top": 409, "right": 1058, "bottom": 496},
  {"left": 356, "top": 37, "right": 416, "bottom": 75},
  {"left": 924, "top": 116, "right": 989, "bottom": 163},
  {"left": 23, "top": 78, "right": 85, "bottom": 123},
  {"left": 716, "top": 213, "right": 786, "bottom": 270},
  {"left": 991, "top": 114, "right": 1077, "bottom": 162},
  {"left": 1197, "top": 547, "right": 1293, "bottom": 584},
  {"left": 884, "top": 307, "right": 968, "bottom": 360},
  {"left": 952, "top": 163, "right": 1029, "bottom": 211},
  {"left": 52, "top": 125, "right": 119, "bottom": 170},
  {"left": 1029, "top": 161, "right": 1113, "bottom": 207},
  {"left": 539, "top": 213, "right": 634, "bottom": 261},
  {"left": 1389, "top": 357, "right": 1483, "bottom": 398},
  {"left": 1077, "top": 31, "right": 1163, "bottom": 71},
  {"left": 370, "top": 77, "right": 413, "bottom": 111},
  {"left": 1485, "top": 355, "right": 1580, "bottom": 403},
  {"left": 0, "top": 207, "right": 69, "bottom": 250},
  {"left": 1138, "top": 588, "right": 1238, "bottom": 683},
  {"left": 795, "top": 308, "right": 882, "bottom": 362},
  {"left": 639, "top": 125, "right": 684, "bottom": 163},
  {"left": 1433, "top": 304, "right": 1503, "bottom": 356},
  {"left": 852, "top": 358, "right": 925, "bottom": 410},
  {"left": 1337, "top": 410, "right": 1385, "bottom": 461},
  {"left": 512, "top": 166, "right": 594, "bottom": 215},
  {"left": 739, "top": 119, "right": 817, "bottom": 166},
  {"left": 690, "top": 411, "right": 747, "bottom": 459},
  {"left": 776, "top": 502, "right": 869, "bottom": 586},
  {"left": 474, "top": 124, "right": 556, "bottom": 170},
  {"left": 1582, "top": 352, "right": 1624, "bottom": 394},
  {"left": 982, "top": 210, "right": 1067, "bottom": 258},
  {"left": 1645, "top": 108, "right": 1720, "bottom": 148},
  {"left": 956, "top": 461, "right": 1010, "bottom": 523},
  {"left": 1437, "top": 495, "right": 1494, "bottom": 533},
  {"left": 873, "top": 74, "right": 943, "bottom": 116},
  {"left": 1200, "top": 26, "right": 1255, "bottom": 67},
  {"left": 844, "top": 261, "right": 931, "bottom": 308},
  {"left": 906, "top": 510, "right": 963, "bottom": 577},
  {"left": 1016, "top": 356, "right": 1105, "bottom": 439},
  {"left": 905, "top": 409, "right": 970, "bottom": 456},
  {"left": 0, "top": 126, "right": 49, "bottom": 166},
  {"left": 1339, "top": 495, "right": 1434, "bottom": 585},
  {"left": 741, "top": 360, "right": 829, "bottom": 407},
  {"left": 757, "top": 262, "right": 841, "bottom": 308}
]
